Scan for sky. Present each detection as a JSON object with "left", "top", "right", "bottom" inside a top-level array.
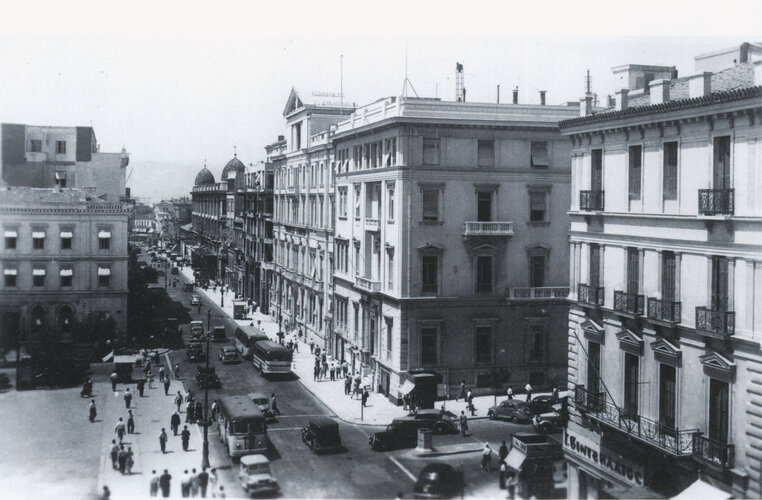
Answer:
[{"left": 0, "top": 1, "right": 759, "bottom": 202}]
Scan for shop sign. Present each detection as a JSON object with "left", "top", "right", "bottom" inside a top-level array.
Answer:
[{"left": 563, "top": 429, "right": 645, "bottom": 486}]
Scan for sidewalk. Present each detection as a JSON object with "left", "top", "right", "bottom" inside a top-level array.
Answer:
[
  {"left": 97, "top": 368, "right": 206, "bottom": 498},
  {"left": 180, "top": 268, "right": 556, "bottom": 427}
]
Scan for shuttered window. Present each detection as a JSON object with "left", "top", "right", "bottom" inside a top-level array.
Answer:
[
  {"left": 663, "top": 142, "right": 678, "bottom": 200},
  {"left": 477, "top": 140, "right": 495, "bottom": 167},
  {"left": 422, "top": 189, "right": 439, "bottom": 221},
  {"left": 659, "top": 364, "right": 676, "bottom": 432},
  {"left": 661, "top": 251, "right": 676, "bottom": 301},
  {"left": 629, "top": 146, "right": 642, "bottom": 200},
  {"left": 589, "top": 244, "right": 600, "bottom": 287},
  {"left": 475, "top": 255, "right": 493, "bottom": 294},
  {"left": 530, "top": 191, "right": 546, "bottom": 222},
  {"left": 530, "top": 141, "right": 549, "bottom": 168},
  {"left": 423, "top": 139, "right": 440, "bottom": 165},
  {"left": 711, "top": 256, "right": 729, "bottom": 311},
  {"left": 421, "top": 255, "right": 438, "bottom": 294},
  {"left": 627, "top": 248, "right": 640, "bottom": 294}
]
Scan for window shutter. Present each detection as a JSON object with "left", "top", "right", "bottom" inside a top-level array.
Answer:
[
  {"left": 530, "top": 141, "right": 549, "bottom": 167},
  {"left": 422, "top": 190, "right": 438, "bottom": 220}
]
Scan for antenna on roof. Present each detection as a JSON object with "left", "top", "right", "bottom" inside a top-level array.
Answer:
[
  {"left": 455, "top": 62, "right": 465, "bottom": 102},
  {"left": 234, "top": 146, "right": 237, "bottom": 157},
  {"left": 401, "top": 48, "right": 419, "bottom": 99},
  {"left": 340, "top": 54, "right": 344, "bottom": 116},
  {"left": 585, "top": 69, "right": 593, "bottom": 97}
]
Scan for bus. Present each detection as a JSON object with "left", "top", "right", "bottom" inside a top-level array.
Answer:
[
  {"left": 234, "top": 326, "right": 269, "bottom": 359},
  {"left": 251, "top": 340, "right": 292, "bottom": 375},
  {"left": 216, "top": 395, "right": 268, "bottom": 459}
]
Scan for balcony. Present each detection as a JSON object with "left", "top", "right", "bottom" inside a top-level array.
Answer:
[
  {"left": 462, "top": 221, "right": 514, "bottom": 237},
  {"left": 577, "top": 284, "right": 604, "bottom": 306},
  {"left": 695, "top": 307, "right": 735, "bottom": 339},
  {"left": 614, "top": 291, "right": 645, "bottom": 316},
  {"left": 693, "top": 435, "right": 735, "bottom": 471},
  {"left": 574, "top": 386, "right": 698, "bottom": 457},
  {"left": 698, "top": 189, "right": 734, "bottom": 216},
  {"left": 579, "top": 190, "right": 605, "bottom": 211},
  {"left": 355, "top": 276, "right": 381, "bottom": 293},
  {"left": 507, "top": 286, "right": 569, "bottom": 300},
  {"left": 647, "top": 298, "right": 681, "bottom": 324},
  {"left": 364, "top": 217, "right": 380, "bottom": 231}
]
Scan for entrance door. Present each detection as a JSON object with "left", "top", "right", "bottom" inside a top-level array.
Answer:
[
  {"left": 659, "top": 364, "right": 676, "bottom": 433},
  {"left": 709, "top": 378, "right": 729, "bottom": 444},
  {"left": 624, "top": 353, "right": 639, "bottom": 418},
  {"left": 591, "top": 149, "right": 603, "bottom": 191}
]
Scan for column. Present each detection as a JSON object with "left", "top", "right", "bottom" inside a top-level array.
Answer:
[{"left": 570, "top": 242, "right": 577, "bottom": 299}]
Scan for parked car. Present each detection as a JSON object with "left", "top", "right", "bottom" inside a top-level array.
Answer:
[
  {"left": 189, "top": 320, "right": 205, "bottom": 342},
  {"left": 526, "top": 395, "right": 557, "bottom": 415},
  {"left": 218, "top": 345, "right": 240, "bottom": 364},
  {"left": 195, "top": 366, "right": 221, "bottom": 388},
  {"left": 186, "top": 342, "right": 206, "bottom": 362},
  {"left": 487, "top": 400, "right": 533, "bottom": 423},
  {"left": 412, "top": 408, "right": 460, "bottom": 434},
  {"left": 238, "top": 454, "right": 279, "bottom": 496},
  {"left": 171, "top": 267, "right": 179, "bottom": 275},
  {"left": 190, "top": 295, "right": 201, "bottom": 306},
  {"left": 184, "top": 283, "right": 194, "bottom": 292},
  {"left": 211, "top": 325, "right": 226, "bottom": 342},
  {"left": 249, "top": 392, "right": 275, "bottom": 420},
  {"left": 532, "top": 404, "right": 564, "bottom": 433},
  {"left": 413, "top": 463, "right": 464, "bottom": 499},
  {"left": 301, "top": 418, "right": 342, "bottom": 453},
  {"left": 369, "top": 418, "right": 421, "bottom": 451}
]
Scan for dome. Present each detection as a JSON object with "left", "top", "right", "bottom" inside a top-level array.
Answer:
[
  {"left": 221, "top": 155, "right": 246, "bottom": 180},
  {"left": 194, "top": 166, "right": 216, "bottom": 185}
]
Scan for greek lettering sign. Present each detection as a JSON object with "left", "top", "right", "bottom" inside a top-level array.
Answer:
[{"left": 563, "top": 429, "right": 645, "bottom": 486}]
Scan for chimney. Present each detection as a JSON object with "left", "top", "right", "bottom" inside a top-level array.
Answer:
[
  {"left": 649, "top": 79, "right": 670, "bottom": 104},
  {"left": 539, "top": 91, "right": 547, "bottom": 105},
  {"left": 580, "top": 95, "right": 593, "bottom": 116},
  {"left": 615, "top": 89, "right": 629, "bottom": 111},
  {"left": 688, "top": 72, "right": 712, "bottom": 98},
  {"left": 513, "top": 87, "right": 518, "bottom": 104}
]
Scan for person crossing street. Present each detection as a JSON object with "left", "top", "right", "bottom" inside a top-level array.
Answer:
[{"left": 89, "top": 400, "right": 97, "bottom": 423}]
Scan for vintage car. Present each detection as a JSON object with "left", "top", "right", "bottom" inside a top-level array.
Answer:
[
  {"left": 211, "top": 325, "right": 226, "bottom": 342},
  {"left": 186, "top": 342, "right": 206, "bottom": 362},
  {"left": 301, "top": 418, "right": 342, "bottom": 453},
  {"left": 369, "top": 418, "right": 421, "bottom": 451},
  {"left": 238, "top": 454, "right": 279, "bottom": 496},
  {"left": 184, "top": 283, "right": 195, "bottom": 292},
  {"left": 526, "top": 395, "right": 558, "bottom": 416},
  {"left": 189, "top": 320, "right": 205, "bottom": 342},
  {"left": 195, "top": 366, "right": 221, "bottom": 389},
  {"left": 413, "top": 463, "right": 464, "bottom": 499},
  {"left": 532, "top": 404, "right": 564, "bottom": 433},
  {"left": 249, "top": 392, "right": 275, "bottom": 420},
  {"left": 218, "top": 345, "right": 240, "bottom": 364},
  {"left": 412, "top": 408, "right": 460, "bottom": 434},
  {"left": 487, "top": 400, "right": 533, "bottom": 423},
  {"left": 190, "top": 295, "right": 201, "bottom": 306}
]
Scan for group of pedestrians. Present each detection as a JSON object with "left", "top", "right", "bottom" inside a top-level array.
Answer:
[
  {"left": 109, "top": 439, "right": 135, "bottom": 475},
  {"left": 148, "top": 467, "right": 223, "bottom": 498}
]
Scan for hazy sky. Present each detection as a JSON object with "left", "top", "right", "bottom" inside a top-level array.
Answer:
[{"left": 0, "top": 1, "right": 759, "bottom": 201}]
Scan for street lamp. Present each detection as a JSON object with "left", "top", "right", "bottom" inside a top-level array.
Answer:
[{"left": 201, "top": 323, "right": 211, "bottom": 469}]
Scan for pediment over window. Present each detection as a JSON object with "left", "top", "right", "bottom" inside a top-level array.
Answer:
[
  {"left": 416, "top": 243, "right": 444, "bottom": 254},
  {"left": 616, "top": 328, "right": 644, "bottom": 355},
  {"left": 471, "top": 243, "right": 498, "bottom": 255},
  {"left": 700, "top": 351, "right": 736, "bottom": 382},
  {"left": 650, "top": 338, "right": 681, "bottom": 366},
  {"left": 581, "top": 319, "right": 604, "bottom": 343}
]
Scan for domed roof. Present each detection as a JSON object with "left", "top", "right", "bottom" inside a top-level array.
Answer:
[
  {"left": 221, "top": 155, "right": 246, "bottom": 180},
  {"left": 194, "top": 166, "right": 216, "bottom": 185}
]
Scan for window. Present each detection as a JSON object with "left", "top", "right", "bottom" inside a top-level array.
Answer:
[
  {"left": 423, "top": 138, "right": 440, "bottom": 165},
  {"left": 659, "top": 364, "right": 676, "bottom": 432},
  {"left": 98, "top": 266, "right": 111, "bottom": 287},
  {"left": 338, "top": 187, "right": 347, "bottom": 218},
  {"left": 713, "top": 136, "right": 731, "bottom": 190},
  {"left": 421, "top": 255, "right": 439, "bottom": 295},
  {"left": 385, "top": 138, "right": 397, "bottom": 166},
  {"left": 421, "top": 327, "right": 438, "bottom": 365},
  {"left": 530, "top": 141, "right": 549, "bottom": 168},
  {"left": 55, "top": 171, "right": 66, "bottom": 188},
  {"left": 477, "top": 191, "right": 492, "bottom": 222},
  {"left": 710, "top": 256, "right": 729, "bottom": 311},
  {"left": 663, "top": 142, "right": 678, "bottom": 200},
  {"left": 661, "top": 251, "right": 676, "bottom": 301},
  {"left": 353, "top": 302, "right": 360, "bottom": 340},
  {"left": 708, "top": 378, "right": 729, "bottom": 444},
  {"left": 385, "top": 317, "right": 393, "bottom": 360},
  {"left": 422, "top": 189, "right": 439, "bottom": 222},
  {"left": 477, "top": 140, "right": 495, "bottom": 167},
  {"left": 387, "top": 183, "right": 395, "bottom": 221},
  {"left": 475, "top": 326, "right": 492, "bottom": 364},
  {"left": 586, "top": 341, "right": 601, "bottom": 394},
  {"left": 387, "top": 249, "right": 394, "bottom": 289},
  {"left": 98, "top": 230, "right": 111, "bottom": 250},
  {"left": 32, "top": 231, "right": 45, "bottom": 249},
  {"left": 30, "top": 139, "right": 42, "bottom": 152},
  {"left": 4, "top": 269, "right": 17, "bottom": 287},
  {"left": 56, "top": 141, "right": 66, "bottom": 154},
  {"left": 354, "top": 242, "right": 360, "bottom": 276},
  {"left": 591, "top": 149, "right": 603, "bottom": 191},
  {"left": 528, "top": 324, "right": 546, "bottom": 361},
  {"left": 60, "top": 268, "right": 73, "bottom": 287},
  {"left": 629, "top": 145, "right": 642, "bottom": 200},
  {"left": 293, "top": 122, "right": 302, "bottom": 150},
  {"left": 530, "top": 191, "right": 547, "bottom": 222},
  {"left": 589, "top": 244, "right": 601, "bottom": 287},
  {"left": 475, "top": 255, "right": 493, "bottom": 294},
  {"left": 354, "top": 184, "right": 361, "bottom": 219},
  {"left": 530, "top": 255, "right": 545, "bottom": 287},
  {"left": 32, "top": 268, "right": 46, "bottom": 287},
  {"left": 627, "top": 247, "right": 640, "bottom": 294},
  {"left": 4, "top": 230, "right": 17, "bottom": 249},
  {"left": 624, "top": 353, "right": 639, "bottom": 418}
]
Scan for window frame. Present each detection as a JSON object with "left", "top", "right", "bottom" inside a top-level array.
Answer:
[
  {"left": 628, "top": 145, "right": 643, "bottom": 200},
  {"left": 530, "top": 141, "right": 550, "bottom": 168},
  {"left": 477, "top": 139, "right": 495, "bottom": 167},
  {"left": 420, "top": 325, "right": 440, "bottom": 366},
  {"left": 662, "top": 141, "right": 679, "bottom": 201},
  {"left": 527, "top": 246, "right": 550, "bottom": 288},
  {"left": 56, "top": 140, "right": 67, "bottom": 154},
  {"left": 30, "top": 139, "right": 42, "bottom": 153},
  {"left": 386, "top": 181, "right": 395, "bottom": 222},
  {"left": 422, "top": 138, "right": 440, "bottom": 166},
  {"left": 527, "top": 323, "right": 547, "bottom": 362},
  {"left": 474, "top": 324, "right": 493, "bottom": 365},
  {"left": 527, "top": 185, "right": 551, "bottom": 225},
  {"left": 474, "top": 248, "right": 495, "bottom": 294},
  {"left": 419, "top": 183, "right": 445, "bottom": 224}
]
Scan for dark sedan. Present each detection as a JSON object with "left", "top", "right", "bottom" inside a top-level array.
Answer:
[
  {"left": 487, "top": 400, "right": 533, "bottom": 423},
  {"left": 413, "top": 463, "right": 464, "bottom": 499}
]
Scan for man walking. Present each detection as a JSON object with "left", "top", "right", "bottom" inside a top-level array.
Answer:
[
  {"left": 109, "top": 439, "right": 119, "bottom": 469},
  {"left": 190, "top": 468, "right": 200, "bottom": 497},
  {"left": 159, "top": 428, "right": 168, "bottom": 453},
  {"left": 525, "top": 383, "right": 533, "bottom": 402},
  {"left": 175, "top": 391, "right": 184, "bottom": 412},
  {"left": 181, "top": 425, "right": 191, "bottom": 451},
  {"left": 186, "top": 399, "right": 194, "bottom": 423},
  {"left": 467, "top": 390, "right": 475, "bottom": 416},
  {"left": 89, "top": 400, "right": 97, "bottom": 423},
  {"left": 171, "top": 410, "right": 181, "bottom": 435},
  {"left": 459, "top": 411, "right": 468, "bottom": 437},
  {"left": 137, "top": 378, "right": 146, "bottom": 397},
  {"left": 361, "top": 388, "right": 369, "bottom": 407},
  {"left": 117, "top": 444, "right": 128, "bottom": 474},
  {"left": 124, "top": 388, "right": 132, "bottom": 408},
  {"left": 506, "top": 386, "right": 513, "bottom": 400},
  {"left": 181, "top": 470, "right": 192, "bottom": 497},
  {"left": 110, "top": 371, "right": 118, "bottom": 391},
  {"left": 198, "top": 467, "right": 209, "bottom": 498},
  {"left": 164, "top": 377, "right": 171, "bottom": 395},
  {"left": 127, "top": 410, "right": 135, "bottom": 434},
  {"left": 344, "top": 376, "right": 351, "bottom": 395},
  {"left": 150, "top": 470, "right": 160, "bottom": 497},
  {"left": 159, "top": 469, "right": 172, "bottom": 498},
  {"left": 114, "top": 417, "right": 126, "bottom": 443},
  {"left": 456, "top": 380, "right": 467, "bottom": 401},
  {"left": 481, "top": 442, "right": 492, "bottom": 472},
  {"left": 159, "top": 366, "right": 165, "bottom": 383},
  {"left": 270, "top": 393, "right": 281, "bottom": 415},
  {"left": 499, "top": 440, "right": 509, "bottom": 462}
]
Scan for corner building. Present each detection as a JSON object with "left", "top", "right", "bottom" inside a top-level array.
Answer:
[
  {"left": 331, "top": 95, "right": 578, "bottom": 402},
  {"left": 561, "top": 44, "right": 762, "bottom": 498}
]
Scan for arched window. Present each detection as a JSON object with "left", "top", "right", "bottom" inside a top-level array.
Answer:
[
  {"left": 30, "top": 306, "right": 47, "bottom": 340},
  {"left": 58, "top": 306, "right": 75, "bottom": 333}
]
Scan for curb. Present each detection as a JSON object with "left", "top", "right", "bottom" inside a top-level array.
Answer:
[{"left": 410, "top": 444, "right": 483, "bottom": 458}]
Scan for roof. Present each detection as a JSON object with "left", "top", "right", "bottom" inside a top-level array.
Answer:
[
  {"left": 240, "top": 454, "right": 270, "bottom": 466},
  {"left": 194, "top": 166, "right": 216, "bottom": 186},
  {"left": 283, "top": 87, "right": 355, "bottom": 116},
  {"left": 0, "top": 187, "right": 113, "bottom": 205},
  {"left": 308, "top": 417, "right": 338, "bottom": 428},
  {"left": 221, "top": 156, "right": 245, "bottom": 180}
]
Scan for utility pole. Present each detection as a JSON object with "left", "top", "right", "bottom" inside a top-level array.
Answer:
[{"left": 201, "top": 326, "right": 211, "bottom": 469}]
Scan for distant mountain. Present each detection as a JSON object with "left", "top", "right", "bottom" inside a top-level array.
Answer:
[{"left": 127, "top": 160, "right": 199, "bottom": 203}]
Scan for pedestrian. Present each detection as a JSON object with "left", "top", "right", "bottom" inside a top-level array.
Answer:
[
  {"left": 175, "top": 363, "right": 181, "bottom": 379},
  {"left": 456, "top": 380, "right": 466, "bottom": 401},
  {"left": 198, "top": 467, "right": 209, "bottom": 498},
  {"left": 159, "top": 366, "right": 165, "bottom": 383},
  {"left": 344, "top": 376, "right": 351, "bottom": 395},
  {"left": 118, "top": 444, "right": 128, "bottom": 474},
  {"left": 186, "top": 400, "right": 194, "bottom": 423},
  {"left": 342, "top": 360, "right": 348, "bottom": 378},
  {"left": 164, "top": 377, "right": 171, "bottom": 395},
  {"left": 102, "top": 486, "right": 111, "bottom": 499},
  {"left": 467, "top": 390, "right": 475, "bottom": 416},
  {"left": 110, "top": 371, "right": 118, "bottom": 391},
  {"left": 126, "top": 446, "right": 134, "bottom": 474},
  {"left": 175, "top": 391, "right": 184, "bottom": 412},
  {"left": 309, "top": 341, "right": 314, "bottom": 354},
  {"left": 361, "top": 388, "right": 369, "bottom": 407},
  {"left": 211, "top": 400, "right": 218, "bottom": 421},
  {"left": 127, "top": 410, "right": 135, "bottom": 434},
  {"left": 499, "top": 460, "right": 507, "bottom": 489},
  {"left": 506, "top": 471, "right": 517, "bottom": 499},
  {"left": 159, "top": 428, "right": 168, "bottom": 453},
  {"left": 197, "top": 302, "right": 202, "bottom": 314},
  {"left": 208, "top": 468, "right": 218, "bottom": 497},
  {"left": 195, "top": 401, "right": 203, "bottom": 422},
  {"left": 190, "top": 468, "right": 200, "bottom": 497},
  {"left": 271, "top": 393, "right": 281, "bottom": 415},
  {"left": 171, "top": 410, "right": 181, "bottom": 435},
  {"left": 150, "top": 470, "right": 160, "bottom": 497},
  {"left": 124, "top": 388, "right": 132, "bottom": 408},
  {"left": 181, "top": 470, "right": 192, "bottom": 497},
  {"left": 216, "top": 486, "right": 226, "bottom": 498},
  {"left": 313, "top": 364, "right": 319, "bottom": 381},
  {"left": 481, "top": 442, "right": 492, "bottom": 472},
  {"left": 459, "top": 411, "right": 468, "bottom": 436},
  {"left": 552, "top": 386, "right": 560, "bottom": 402},
  {"left": 181, "top": 425, "right": 191, "bottom": 451},
  {"left": 109, "top": 439, "right": 119, "bottom": 469},
  {"left": 506, "top": 386, "right": 513, "bottom": 400},
  {"left": 499, "top": 440, "right": 509, "bottom": 462},
  {"left": 147, "top": 368, "right": 154, "bottom": 388},
  {"left": 329, "top": 363, "right": 335, "bottom": 381},
  {"left": 137, "top": 378, "right": 146, "bottom": 397},
  {"left": 525, "top": 383, "right": 533, "bottom": 402},
  {"left": 89, "top": 399, "right": 97, "bottom": 423},
  {"left": 159, "top": 469, "right": 172, "bottom": 498},
  {"left": 115, "top": 417, "right": 126, "bottom": 443}
]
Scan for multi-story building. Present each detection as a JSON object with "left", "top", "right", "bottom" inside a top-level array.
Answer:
[
  {"left": 1, "top": 123, "right": 129, "bottom": 199},
  {"left": 128, "top": 203, "right": 157, "bottom": 246},
  {"left": 0, "top": 186, "right": 130, "bottom": 348},
  {"left": 561, "top": 43, "right": 762, "bottom": 499},
  {"left": 270, "top": 88, "right": 353, "bottom": 344},
  {"left": 242, "top": 161, "right": 275, "bottom": 313},
  {"left": 330, "top": 94, "right": 578, "bottom": 402}
]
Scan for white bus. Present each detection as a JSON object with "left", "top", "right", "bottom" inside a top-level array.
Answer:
[
  {"left": 251, "top": 340, "right": 292, "bottom": 375},
  {"left": 234, "top": 326, "right": 269, "bottom": 359},
  {"left": 216, "top": 395, "right": 268, "bottom": 459}
]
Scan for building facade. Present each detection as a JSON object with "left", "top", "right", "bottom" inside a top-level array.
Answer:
[
  {"left": 331, "top": 95, "right": 578, "bottom": 402},
  {"left": 561, "top": 46, "right": 762, "bottom": 498},
  {"left": 242, "top": 162, "right": 275, "bottom": 313},
  {"left": 0, "top": 187, "right": 130, "bottom": 349}
]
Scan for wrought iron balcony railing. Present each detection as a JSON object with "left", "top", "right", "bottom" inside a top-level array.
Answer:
[
  {"left": 614, "top": 291, "right": 645, "bottom": 315},
  {"left": 693, "top": 434, "right": 735, "bottom": 471},
  {"left": 577, "top": 283, "right": 604, "bottom": 306},
  {"left": 647, "top": 298, "right": 681, "bottom": 324},
  {"left": 507, "top": 287, "right": 569, "bottom": 300},
  {"left": 575, "top": 386, "right": 698, "bottom": 457},
  {"left": 463, "top": 221, "right": 514, "bottom": 237},
  {"left": 355, "top": 276, "right": 381, "bottom": 293},
  {"left": 698, "top": 189, "right": 734, "bottom": 216},
  {"left": 695, "top": 307, "right": 735, "bottom": 339},
  {"left": 574, "top": 385, "right": 605, "bottom": 413},
  {"left": 364, "top": 218, "right": 380, "bottom": 231},
  {"left": 580, "top": 190, "right": 605, "bottom": 211}
]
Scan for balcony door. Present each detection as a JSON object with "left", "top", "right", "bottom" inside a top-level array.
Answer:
[
  {"left": 659, "top": 364, "right": 676, "bottom": 432},
  {"left": 627, "top": 248, "right": 640, "bottom": 295},
  {"left": 713, "top": 137, "right": 731, "bottom": 190},
  {"left": 591, "top": 149, "right": 603, "bottom": 191},
  {"left": 661, "top": 251, "right": 676, "bottom": 301},
  {"left": 710, "top": 256, "right": 729, "bottom": 311},
  {"left": 586, "top": 341, "right": 601, "bottom": 395},
  {"left": 477, "top": 191, "right": 493, "bottom": 222},
  {"left": 709, "top": 378, "right": 729, "bottom": 444},
  {"left": 624, "top": 353, "right": 639, "bottom": 418},
  {"left": 589, "top": 244, "right": 601, "bottom": 287}
]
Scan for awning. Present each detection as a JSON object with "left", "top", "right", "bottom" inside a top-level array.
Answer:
[
  {"left": 32, "top": 268, "right": 46, "bottom": 276},
  {"left": 98, "top": 230, "right": 112, "bottom": 238},
  {"left": 60, "top": 231, "right": 73, "bottom": 238},
  {"left": 673, "top": 478, "right": 731, "bottom": 500},
  {"left": 3, "top": 230, "right": 17, "bottom": 238},
  {"left": 4, "top": 269, "right": 17, "bottom": 276},
  {"left": 531, "top": 142, "right": 550, "bottom": 167},
  {"left": 399, "top": 379, "right": 416, "bottom": 395},
  {"left": 98, "top": 267, "right": 111, "bottom": 276},
  {"left": 60, "top": 269, "right": 73, "bottom": 276},
  {"left": 55, "top": 171, "right": 66, "bottom": 180},
  {"left": 505, "top": 448, "right": 527, "bottom": 471},
  {"left": 32, "top": 231, "right": 46, "bottom": 238}
]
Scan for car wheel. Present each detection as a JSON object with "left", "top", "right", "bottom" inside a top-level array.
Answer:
[
  {"left": 434, "top": 423, "right": 446, "bottom": 434},
  {"left": 509, "top": 415, "right": 516, "bottom": 423},
  {"left": 540, "top": 422, "right": 552, "bottom": 433},
  {"left": 488, "top": 410, "right": 495, "bottom": 420}
]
